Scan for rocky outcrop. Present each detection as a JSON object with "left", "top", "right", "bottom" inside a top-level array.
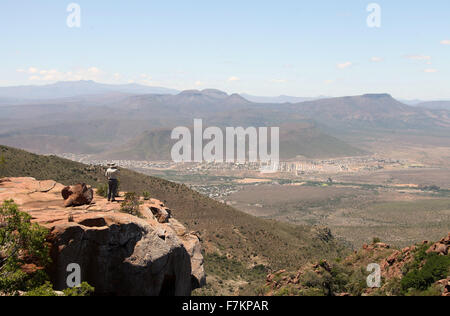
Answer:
[
  {"left": 0, "top": 177, "right": 205, "bottom": 296},
  {"left": 263, "top": 234, "right": 450, "bottom": 297},
  {"left": 427, "top": 233, "right": 450, "bottom": 256},
  {"left": 61, "top": 183, "right": 94, "bottom": 207},
  {"left": 149, "top": 204, "right": 171, "bottom": 223},
  {"left": 436, "top": 278, "right": 450, "bottom": 297}
]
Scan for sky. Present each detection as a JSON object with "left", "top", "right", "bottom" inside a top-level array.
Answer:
[{"left": 0, "top": 0, "right": 449, "bottom": 99}]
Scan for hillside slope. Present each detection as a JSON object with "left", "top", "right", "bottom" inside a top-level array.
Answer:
[
  {"left": 261, "top": 234, "right": 449, "bottom": 296},
  {"left": 0, "top": 145, "right": 348, "bottom": 295},
  {"left": 290, "top": 94, "right": 450, "bottom": 131},
  {"left": 100, "top": 122, "right": 366, "bottom": 161}
]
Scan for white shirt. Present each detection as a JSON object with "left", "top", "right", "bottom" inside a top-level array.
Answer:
[{"left": 105, "top": 168, "right": 119, "bottom": 180}]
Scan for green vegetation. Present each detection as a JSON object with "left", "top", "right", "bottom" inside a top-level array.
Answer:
[
  {"left": 264, "top": 237, "right": 449, "bottom": 297},
  {"left": 204, "top": 253, "right": 267, "bottom": 282},
  {"left": 0, "top": 154, "right": 5, "bottom": 169},
  {"left": 25, "top": 282, "right": 58, "bottom": 296},
  {"left": 401, "top": 245, "right": 450, "bottom": 294},
  {"left": 120, "top": 192, "right": 143, "bottom": 218},
  {"left": 194, "top": 253, "right": 268, "bottom": 296},
  {"left": 0, "top": 199, "right": 97, "bottom": 296},
  {"left": 142, "top": 191, "right": 151, "bottom": 200},
  {"left": 0, "top": 200, "right": 50, "bottom": 295},
  {"left": 62, "top": 282, "right": 95, "bottom": 296},
  {"left": 372, "top": 237, "right": 382, "bottom": 244},
  {"left": 25, "top": 281, "right": 95, "bottom": 297},
  {"left": 96, "top": 183, "right": 108, "bottom": 198}
]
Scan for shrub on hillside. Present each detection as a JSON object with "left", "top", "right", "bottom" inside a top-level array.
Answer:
[
  {"left": 142, "top": 191, "right": 151, "bottom": 201},
  {"left": 63, "top": 282, "right": 95, "bottom": 296},
  {"left": 0, "top": 200, "right": 51, "bottom": 295},
  {"left": 0, "top": 154, "right": 5, "bottom": 168},
  {"left": 96, "top": 183, "right": 108, "bottom": 198},
  {"left": 401, "top": 253, "right": 450, "bottom": 292},
  {"left": 120, "top": 192, "right": 143, "bottom": 218},
  {"left": 372, "top": 237, "right": 382, "bottom": 244},
  {"left": 25, "top": 281, "right": 58, "bottom": 296},
  {"left": 26, "top": 281, "right": 95, "bottom": 296}
]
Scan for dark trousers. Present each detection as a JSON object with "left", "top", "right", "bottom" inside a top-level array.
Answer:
[{"left": 108, "top": 179, "right": 118, "bottom": 201}]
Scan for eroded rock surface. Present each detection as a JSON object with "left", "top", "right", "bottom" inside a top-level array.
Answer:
[{"left": 0, "top": 177, "right": 205, "bottom": 296}]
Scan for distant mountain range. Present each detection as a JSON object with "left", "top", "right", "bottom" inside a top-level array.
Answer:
[
  {"left": 416, "top": 101, "right": 450, "bottom": 110},
  {"left": 284, "top": 94, "right": 450, "bottom": 130},
  {"left": 0, "top": 80, "right": 179, "bottom": 100},
  {"left": 240, "top": 94, "right": 325, "bottom": 104},
  {"left": 0, "top": 81, "right": 449, "bottom": 159}
]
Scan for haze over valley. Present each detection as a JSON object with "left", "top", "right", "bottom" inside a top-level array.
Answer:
[{"left": 1, "top": 80, "right": 449, "bottom": 252}]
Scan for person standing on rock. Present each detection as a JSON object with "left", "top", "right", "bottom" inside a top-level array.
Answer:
[{"left": 105, "top": 163, "right": 120, "bottom": 202}]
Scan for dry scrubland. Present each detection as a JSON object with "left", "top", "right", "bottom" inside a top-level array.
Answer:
[
  {"left": 226, "top": 180, "right": 450, "bottom": 248},
  {"left": 224, "top": 132, "right": 450, "bottom": 249}
]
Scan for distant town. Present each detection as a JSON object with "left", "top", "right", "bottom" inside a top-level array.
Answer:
[
  {"left": 57, "top": 153, "right": 423, "bottom": 175},
  {"left": 56, "top": 153, "right": 427, "bottom": 200}
]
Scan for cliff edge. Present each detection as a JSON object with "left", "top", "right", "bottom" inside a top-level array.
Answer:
[{"left": 0, "top": 177, "right": 206, "bottom": 296}]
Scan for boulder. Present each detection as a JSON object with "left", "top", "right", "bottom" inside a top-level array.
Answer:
[
  {"left": 427, "top": 243, "right": 448, "bottom": 256},
  {"left": 150, "top": 206, "right": 171, "bottom": 223},
  {"left": 61, "top": 183, "right": 93, "bottom": 207},
  {"left": 427, "top": 233, "right": 450, "bottom": 256}
]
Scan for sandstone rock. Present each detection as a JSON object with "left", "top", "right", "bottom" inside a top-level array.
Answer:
[
  {"left": 38, "top": 180, "right": 57, "bottom": 193},
  {"left": 386, "top": 252, "right": 399, "bottom": 265},
  {"left": 443, "top": 233, "right": 450, "bottom": 244},
  {"left": 150, "top": 206, "right": 171, "bottom": 223},
  {"left": 436, "top": 278, "right": 450, "bottom": 297},
  {"left": 427, "top": 243, "right": 448, "bottom": 256},
  {"left": 48, "top": 214, "right": 192, "bottom": 296},
  {"left": 165, "top": 217, "right": 206, "bottom": 288},
  {"left": 427, "top": 233, "right": 450, "bottom": 256},
  {"left": 61, "top": 183, "right": 93, "bottom": 208},
  {"left": 381, "top": 247, "right": 414, "bottom": 280},
  {"left": 0, "top": 177, "right": 205, "bottom": 296},
  {"left": 375, "top": 243, "right": 390, "bottom": 249}
]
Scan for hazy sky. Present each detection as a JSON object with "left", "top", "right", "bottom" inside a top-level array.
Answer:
[{"left": 1, "top": 0, "right": 449, "bottom": 99}]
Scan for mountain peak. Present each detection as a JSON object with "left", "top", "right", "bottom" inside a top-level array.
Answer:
[
  {"left": 178, "top": 89, "right": 232, "bottom": 100},
  {"left": 178, "top": 89, "right": 203, "bottom": 96},
  {"left": 362, "top": 93, "right": 393, "bottom": 99},
  {"left": 201, "top": 89, "right": 229, "bottom": 99}
]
